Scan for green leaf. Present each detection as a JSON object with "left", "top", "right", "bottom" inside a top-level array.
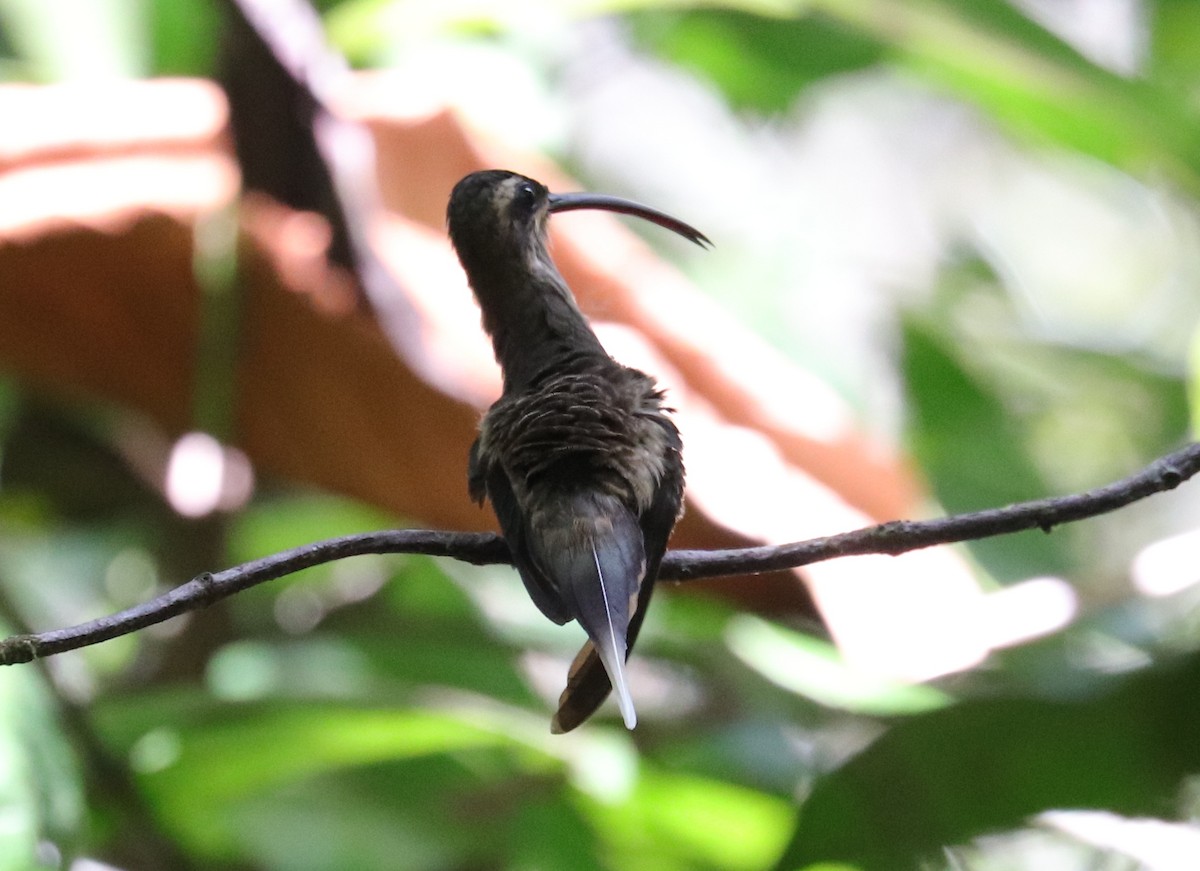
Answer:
[
  {"left": 224, "top": 493, "right": 400, "bottom": 610},
  {"left": 775, "top": 652, "right": 1200, "bottom": 869},
  {"left": 509, "top": 797, "right": 609, "bottom": 871},
  {"left": 625, "top": 0, "right": 1200, "bottom": 188},
  {"left": 1149, "top": 0, "right": 1200, "bottom": 84},
  {"left": 0, "top": 0, "right": 147, "bottom": 79},
  {"left": 229, "top": 756, "right": 563, "bottom": 871},
  {"left": 147, "top": 0, "right": 220, "bottom": 76},
  {"left": 231, "top": 781, "right": 468, "bottom": 871},
  {"left": 0, "top": 664, "right": 84, "bottom": 868},
  {"left": 228, "top": 494, "right": 394, "bottom": 565},
  {"left": 96, "top": 698, "right": 535, "bottom": 857},
  {"left": 726, "top": 616, "right": 952, "bottom": 715},
  {"left": 1189, "top": 324, "right": 1200, "bottom": 439},
  {"left": 902, "top": 319, "right": 1067, "bottom": 581},
  {"left": 593, "top": 767, "right": 795, "bottom": 871},
  {"left": 349, "top": 631, "right": 535, "bottom": 705},
  {"left": 633, "top": 9, "right": 883, "bottom": 113},
  {"left": 814, "top": 0, "right": 1200, "bottom": 187}
]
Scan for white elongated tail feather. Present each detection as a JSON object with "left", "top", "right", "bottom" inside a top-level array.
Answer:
[{"left": 592, "top": 545, "right": 637, "bottom": 730}]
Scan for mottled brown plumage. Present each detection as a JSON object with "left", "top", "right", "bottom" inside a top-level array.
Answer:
[{"left": 447, "top": 170, "right": 707, "bottom": 731}]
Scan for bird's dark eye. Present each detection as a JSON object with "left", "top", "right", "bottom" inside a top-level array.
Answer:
[{"left": 512, "top": 182, "right": 538, "bottom": 214}]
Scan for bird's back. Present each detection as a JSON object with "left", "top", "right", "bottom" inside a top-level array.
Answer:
[{"left": 470, "top": 361, "right": 684, "bottom": 728}]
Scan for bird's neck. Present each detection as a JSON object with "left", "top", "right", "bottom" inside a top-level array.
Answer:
[{"left": 473, "top": 259, "right": 611, "bottom": 393}]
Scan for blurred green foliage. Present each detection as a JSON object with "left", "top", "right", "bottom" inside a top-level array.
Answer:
[
  {"left": 2, "top": 1, "right": 1200, "bottom": 870},
  {"left": 632, "top": 10, "right": 882, "bottom": 114},
  {"left": 781, "top": 650, "right": 1200, "bottom": 869}
]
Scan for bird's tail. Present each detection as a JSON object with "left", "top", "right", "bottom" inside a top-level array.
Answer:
[
  {"left": 551, "top": 573, "right": 657, "bottom": 733},
  {"left": 529, "top": 492, "right": 645, "bottom": 731},
  {"left": 587, "top": 538, "right": 637, "bottom": 728}
]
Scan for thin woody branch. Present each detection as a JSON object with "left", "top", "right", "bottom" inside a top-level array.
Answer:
[{"left": 1, "top": 442, "right": 1197, "bottom": 666}]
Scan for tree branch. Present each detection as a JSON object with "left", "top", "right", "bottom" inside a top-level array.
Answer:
[{"left": 3, "top": 442, "right": 1197, "bottom": 666}]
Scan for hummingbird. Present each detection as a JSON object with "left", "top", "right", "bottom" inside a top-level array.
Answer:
[{"left": 446, "top": 170, "right": 710, "bottom": 732}]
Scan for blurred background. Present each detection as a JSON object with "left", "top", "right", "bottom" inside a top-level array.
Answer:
[{"left": 2, "top": 0, "right": 1200, "bottom": 868}]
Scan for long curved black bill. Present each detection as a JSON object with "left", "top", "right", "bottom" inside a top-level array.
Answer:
[{"left": 548, "top": 192, "right": 712, "bottom": 249}]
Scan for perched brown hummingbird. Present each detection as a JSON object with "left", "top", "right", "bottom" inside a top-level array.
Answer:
[{"left": 447, "top": 170, "right": 710, "bottom": 732}]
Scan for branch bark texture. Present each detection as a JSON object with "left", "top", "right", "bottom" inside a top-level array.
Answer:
[{"left": 3, "top": 442, "right": 1197, "bottom": 666}]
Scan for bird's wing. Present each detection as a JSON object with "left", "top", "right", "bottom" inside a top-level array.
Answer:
[{"left": 481, "top": 464, "right": 573, "bottom": 625}]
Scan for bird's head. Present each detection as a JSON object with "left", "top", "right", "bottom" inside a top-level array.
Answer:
[
  {"left": 447, "top": 170, "right": 711, "bottom": 383},
  {"left": 447, "top": 169, "right": 710, "bottom": 278}
]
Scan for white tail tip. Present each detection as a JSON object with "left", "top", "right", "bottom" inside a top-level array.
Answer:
[{"left": 595, "top": 641, "right": 638, "bottom": 730}]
